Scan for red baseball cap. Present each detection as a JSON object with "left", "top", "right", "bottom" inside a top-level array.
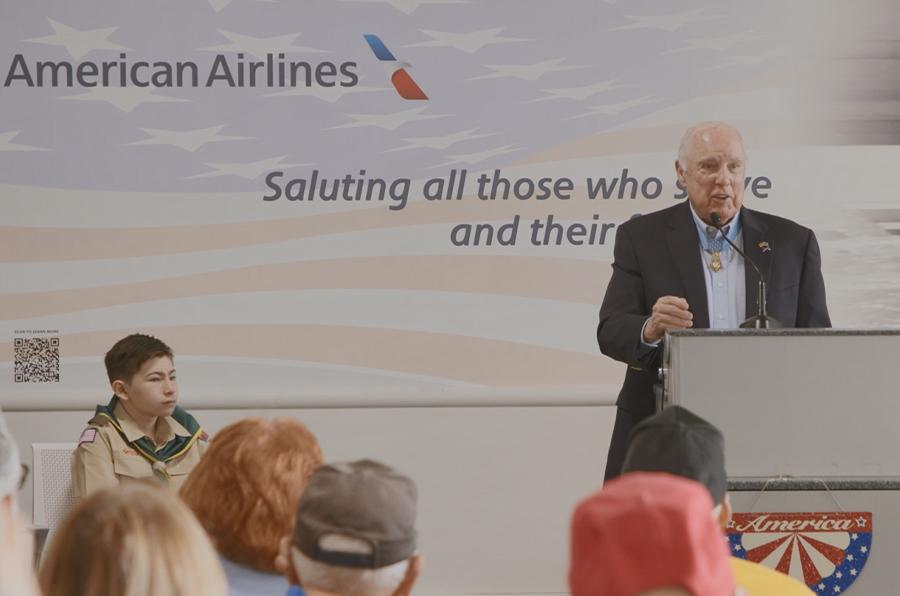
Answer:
[{"left": 569, "top": 472, "right": 735, "bottom": 596}]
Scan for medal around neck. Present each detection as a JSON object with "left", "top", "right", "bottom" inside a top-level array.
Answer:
[{"left": 708, "top": 251, "right": 723, "bottom": 272}]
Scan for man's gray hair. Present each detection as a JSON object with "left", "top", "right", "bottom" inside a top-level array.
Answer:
[
  {"left": 0, "top": 414, "right": 21, "bottom": 497},
  {"left": 291, "top": 535, "right": 409, "bottom": 596},
  {"left": 676, "top": 121, "right": 746, "bottom": 169}
]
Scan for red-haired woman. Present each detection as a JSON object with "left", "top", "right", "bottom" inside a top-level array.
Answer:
[{"left": 180, "top": 417, "right": 323, "bottom": 596}]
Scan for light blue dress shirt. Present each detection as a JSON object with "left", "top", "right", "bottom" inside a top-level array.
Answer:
[
  {"left": 220, "top": 556, "right": 292, "bottom": 596},
  {"left": 688, "top": 204, "right": 745, "bottom": 329},
  {"left": 640, "top": 205, "right": 747, "bottom": 346}
]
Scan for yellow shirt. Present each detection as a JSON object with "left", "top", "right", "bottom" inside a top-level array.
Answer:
[
  {"left": 732, "top": 557, "right": 815, "bottom": 595},
  {"left": 71, "top": 403, "right": 207, "bottom": 499}
]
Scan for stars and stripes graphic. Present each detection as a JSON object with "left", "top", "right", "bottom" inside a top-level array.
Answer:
[
  {"left": 2, "top": 1, "right": 899, "bottom": 399},
  {"left": 727, "top": 512, "right": 872, "bottom": 593}
]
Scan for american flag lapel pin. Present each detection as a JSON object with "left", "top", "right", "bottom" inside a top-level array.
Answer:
[{"left": 758, "top": 241, "right": 771, "bottom": 253}]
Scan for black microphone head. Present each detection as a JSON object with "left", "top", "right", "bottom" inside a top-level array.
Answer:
[{"left": 710, "top": 212, "right": 722, "bottom": 227}]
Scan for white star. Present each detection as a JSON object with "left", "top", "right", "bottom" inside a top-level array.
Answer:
[
  {"left": 568, "top": 95, "right": 660, "bottom": 119},
  {"left": 467, "top": 58, "right": 588, "bottom": 82},
  {"left": 661, "top": 31, "right": 765, "bottom": 55},
  {"left": 0, "top": 131, "right": 47, "bottom": 152},
  {"left": 706, "top": 49, "right": 784, "bottom": 70},
  {"left": 524, "top": 79, "right": 630, "bottom": 103},
  {"left": 337, "top": 0, "right": 470, "bottom": 15},
  {"left": 732, "top": 544, "right": 742, "bottom": 551},
  {"left": 847, "top": 554, "right": 854, "bottom": 561},
  {"left": 818, "top": 583, "right": 825, "bottom": 590},
  {"left": 834, "top": 586, "right": 841, "bottom": 593},
  {"left": 60, "top": 87, "right": 187, "bottom": 113},
  {"left": 199, "top": 30, "right": 326, "bottom": 59},
  {"left": 850, "top": 569, "right": 857, "bottom": 576},
  {"left": 861, "top": 545, "right": 868, "bottom": 553},
  {"left": 430, "top": 144, "right": 519, "bottom": 168},
  {"left": 187, "top": 155, "right": 308, "bottom": 180},
  {"left": 836, "top": 571, "right": 843, "bottom": 579},
  {"left": 327, "top": 107, "right": 449, "bottom": 131},
  {"left": 856, "top": 517, "right": 867, "bottom": 527},
  {"left": 206, "top": 0, "right": 272, "bottom": 12},
  {"left": 125, "top": 125, "right": 251, "bottom": 152},
  {"left": 384, "top": 127, "right": 495, "bottom": 153},
  {"left": 610, "top": 8, "right": 723, "bottom": 32},
  {"left": 405, "top": 27, "right": 530, "bottom": 54},
  {"left": 26, "top": 18, "right": 130, "bottom": 60},
  {"left": 851, "top": 533, "right": 858, "bottom": 540},
  {"left": 265, "top": 85, "right": 386, "bottom": 104}
]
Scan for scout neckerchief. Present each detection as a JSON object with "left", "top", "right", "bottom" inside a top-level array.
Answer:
[{"left": 95, "top": 396, "right": 205, "bottom": 481}]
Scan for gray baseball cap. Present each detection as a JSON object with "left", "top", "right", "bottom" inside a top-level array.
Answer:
[
  {"left": 621, "top": 406, "right": 727, "bottom": 505},
  {"left": 292, "top": 459, "right": 417, "bottom": 569}
]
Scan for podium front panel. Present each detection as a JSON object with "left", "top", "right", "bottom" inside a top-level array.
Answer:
[{"left": 663, "top": 330, "right": 900, "bottom": 478}]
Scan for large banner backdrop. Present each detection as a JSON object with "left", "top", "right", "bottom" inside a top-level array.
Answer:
[{"left": 2, "top": 0, "right": 899, "bottom": 407}]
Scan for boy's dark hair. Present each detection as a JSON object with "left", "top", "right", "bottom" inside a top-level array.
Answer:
[{"left": 104, "top": 334, "right": 174, "bottom": 384}]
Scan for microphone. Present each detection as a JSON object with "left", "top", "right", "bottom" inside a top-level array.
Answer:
[{"left": 710, "top": 212, "right": 780, "bottom": 329}]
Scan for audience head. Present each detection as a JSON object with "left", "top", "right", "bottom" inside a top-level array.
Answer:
[
  {"left": 287, "top": 459, "right": 422, "bottom": 596},
  {"left": 39, "top": 481, "right": 226, "bottom": 596},
  {"left": 569, "top": 472, "right": 734, "bottom": 596},
  {"left": 622, "top": 405, "right": 731, "bottom": 526},
  {"left": 0, "top": 413, "right": 39, "bottom": 596},
  {"left": 180, "top": 417, "right": 323, "bottom": 572},
  {"left": 0, "top": 415, "right": 22, "bottom": 503}
]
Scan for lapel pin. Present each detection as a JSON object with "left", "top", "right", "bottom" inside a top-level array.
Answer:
[{"left": 758, "top": 241, "right": 771, "bottom": 253}]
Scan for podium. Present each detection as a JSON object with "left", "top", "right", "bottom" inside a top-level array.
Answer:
[{"left": 661, "top": 329, "right": 900, "bottom": 593}]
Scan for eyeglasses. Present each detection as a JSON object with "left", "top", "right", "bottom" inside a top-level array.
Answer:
[{"left": 19, "top": 463, "right": 29, "bottom": 490}]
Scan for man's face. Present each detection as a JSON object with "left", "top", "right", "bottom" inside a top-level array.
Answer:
[
  {"left": 676, "top": 125, "right": 746, "bottom": 225},
  {"left": 115, "top": 356, "right": 178, "bottom": 418}
]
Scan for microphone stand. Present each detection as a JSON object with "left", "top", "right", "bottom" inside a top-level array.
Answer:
[{"left": 710, "top": 212, "right": 781, "bottom": 329}]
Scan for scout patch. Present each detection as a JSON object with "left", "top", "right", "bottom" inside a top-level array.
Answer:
[{"left": 78, "top": 428, "right": 97, "bottom": 444}]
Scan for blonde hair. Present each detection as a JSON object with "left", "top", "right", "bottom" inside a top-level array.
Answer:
[
  {"left": 39, "top": 481, "right": 226, "bottom": 596},
  {"left": 180, "top": 417, "right": 322, "bottom": 572}
]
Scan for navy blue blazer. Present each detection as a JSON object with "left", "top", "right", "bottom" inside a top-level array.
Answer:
[{"left": 596, "top": 201, "right": 831, "bottom": 418}]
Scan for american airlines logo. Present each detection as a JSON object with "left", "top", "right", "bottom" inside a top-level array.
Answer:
[
  {"left": 363, "top": 34, "right": 427, "bottom": 100},
  {"left": 3, "top": 33, "right": 429, "bottom": 98},
  {"left": 3, "top": 52, "right": 359, "bottom": 89}
]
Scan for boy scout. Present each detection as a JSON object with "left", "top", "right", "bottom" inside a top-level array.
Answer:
[{"left": 71, "top": 334, "right": 208, "bottom": 499}]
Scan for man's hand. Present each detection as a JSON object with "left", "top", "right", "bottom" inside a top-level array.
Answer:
[{"left": 643, "top": 296, "right": 693, "bottom": 343}]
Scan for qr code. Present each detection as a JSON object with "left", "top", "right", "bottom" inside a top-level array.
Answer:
[{"left": 14, "top": 337, "right": 60, "bottom": 383}]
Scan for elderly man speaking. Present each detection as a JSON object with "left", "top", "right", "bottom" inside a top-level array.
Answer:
[{"left": 597, "top": 121, "right": 831, "bottom": 480}]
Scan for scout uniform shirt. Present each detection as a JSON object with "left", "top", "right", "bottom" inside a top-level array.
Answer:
[{"left": 71, "top": 396, "right": 208, "bottom": 499}]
